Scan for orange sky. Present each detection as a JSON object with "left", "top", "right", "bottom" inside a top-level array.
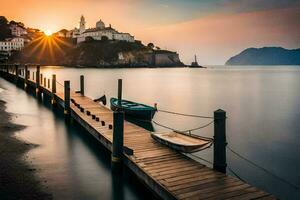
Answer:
[{"left": 1, "top": 0, "right": 299, "bottom": 64}]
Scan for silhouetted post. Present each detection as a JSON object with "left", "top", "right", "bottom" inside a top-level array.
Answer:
[
  {"left": 48, "top": 79, "right": 50, "bottom": 88},
  {"left": 64, "top": 80, "right": 70, "bottom": 116},
  {"left": 80, "top": 75, "right": 84, "bottom": 96},
  {"left": 32, "top": 71, "right": 35, "bottom": 80},
  {"left": 24, "top": 64, "right": 28, "bottom": 89},
  {"left": 36, "top": 65, "right": 40, "bottom": 94},
  {"left": 112, "top": 111, "right": 124, "bottom": 171},
  {"left": 44, "top": 77, "right": 46, "bottom": 87},
  {"left": 118, "top": 79, "right": 122, "bottom": 107},
  {"left": 15, "top": 64, "right": 19, "bottom": 83},
  {"left": 213, "top": 109, "right": 227, "bottom": 173},
  {"left": 51, "top": 75, "right": 57, "bottom": 106},
  {"left": 40, "top": 74, "right": 43, "bottom": 85}
]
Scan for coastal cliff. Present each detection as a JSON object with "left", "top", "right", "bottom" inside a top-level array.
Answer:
[
  {"left": 226, "top": 47, "right": 300, "bottom": 65},
  {"left": 9, "top": 37, "right": 184, "bottom": 67}
]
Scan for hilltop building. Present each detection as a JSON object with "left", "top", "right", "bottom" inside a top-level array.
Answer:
[
  {"left": 0, "top": 37, "right": 25, "bottom": 54},
  {"left": 72, "top": 15, "right": 135, "bottom": 43},
  {"left": 9, "top": 23, "right": 27, "bottom": 37}
]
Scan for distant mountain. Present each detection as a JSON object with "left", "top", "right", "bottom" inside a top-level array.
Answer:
[{"left": 226, "top": 47, "right": 300, "bottom": 65}]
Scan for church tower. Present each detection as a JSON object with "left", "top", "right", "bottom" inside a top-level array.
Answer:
[{"left": 79, "top": 15, "right": 86, "bottom": 33}]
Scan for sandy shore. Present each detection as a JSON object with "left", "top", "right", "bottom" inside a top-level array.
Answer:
[{"left": 0, "top": 99, "right": 52, "bottom": 200}]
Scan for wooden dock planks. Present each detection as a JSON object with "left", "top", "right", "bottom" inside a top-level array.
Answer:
[{"left": 0, "top": 72, "right": 276, "bottom": 200}]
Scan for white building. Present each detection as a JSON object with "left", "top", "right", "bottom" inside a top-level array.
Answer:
[
  {"left": 0, "top": 38, "right": 25, "bottom": 53},
  {"left": 9, "top": 24, "right": 27, "bottom": 37},
  {"left": 73, "top": 16, "right": 135, "bottom": 43}
]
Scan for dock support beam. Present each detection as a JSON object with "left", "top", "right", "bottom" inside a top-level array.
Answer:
[
  {"left": 36, "top": 65, "right": 40, "bottom": 95},
  {"left": 118, "top": 79, "right": 122, "bottom": 107},
  {"left": 51, "top": 74, "right": 57, "bottom": 105},
  {"left": 112, "top": 111, "right": 124, "bottom": 171},
  {"left": 24, "top": 64, "right": 28, "bottom": 89},
  {"left": 14, "top": 64, "right": 19, "bottom": 83},
  {"left": 80, "top": 75, "right": 84, "bottom": 96},
  {"left": 213, "top": 109, "right": 227, "bottom": 173},
  {"left": 64, "top": 80, "right": 70, "bottom": 116}
]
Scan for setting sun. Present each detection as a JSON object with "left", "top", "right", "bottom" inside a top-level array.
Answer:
[{"left": 44, "top": 30, "right": 53, "bottom": 36}]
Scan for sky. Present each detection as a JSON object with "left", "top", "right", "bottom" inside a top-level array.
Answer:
[{"left": 0, "top": 0, "right": 300, "bottom": 64}]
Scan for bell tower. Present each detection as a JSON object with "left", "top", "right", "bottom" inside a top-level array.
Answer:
[{"left": 79, "top": 15, "right": 86, "bottom": 33}]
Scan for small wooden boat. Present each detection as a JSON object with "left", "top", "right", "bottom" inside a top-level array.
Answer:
[
  {"left": 151, "top": 131, "right": 213, "bottom": 153},
  {"left": 110, "top": 98, "right": 156, "bottom": 121}
]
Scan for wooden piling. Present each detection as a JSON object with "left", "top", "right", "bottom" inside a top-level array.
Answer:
[
  {"left": 14, "top": 64, "right": 19, "bottom": 83},
  {"left": 52, "top": 74, "right": 56, "bottom": 93},
  {"left": 80, "top": 75, "right": 84, "bottom": 96},
  {"left": 51, "top": 75, "right": 57, "bottom": 105},
  {"left": 118, "top": 79, "right": 122, "bottom": 107},
  {"left": 40, "top": 74, "right": 43, "bottom": 85},
  {"left": 112, "top": 111, "right": 124, "bottom": 170},
  {"left": 36, "top": 65, "right": 40, "bottom": 94},
  {"left": 64, "top": 81, "right": 70, "bottom": 115},
  {"left": 44, "top": 77, "right": 46, "bottom": 87},
  {"left": 24, "top": 64, "right": 28, "bottom": 89},
  {"left": 213, "top": 109, "right": 227, "bottom": 173},
  {"left": 48, "top": 79, "right": 50, "bottom": 88}
]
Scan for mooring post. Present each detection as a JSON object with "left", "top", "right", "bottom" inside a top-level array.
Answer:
[
  {"left": 48, "top": 79, "right": 50, "bottom": 89},
  {"left": 51, "top": 74, "right": 56, "bottom": 105},
  {"left": 36, "top": 65, "right": 40, "bottom": 94},
  {"left": 112, "top": 111, "right": 124, "bottom": 171},
  {"left": 40, "top": 74, "right": 43, "bottom": 85},
  {"left": 24, "top": 64, "right": 28, "bottom": 89},
  {"left": 44, "top": 77, "right": 46, "bottom": 87},
  {"left": 64, "top": 80, "right": 70, "bottom": 116},
  {"left": 15, "top": 64, "right": 19, "bottom": 83},
  {"left": 213, "top": 109, "right": 227, "bottom": 173},
  {"left": 118, "top": 79, "right": 122, "bottom": 107},
  {"left": 80, "top": 75, "right": 84, "bottom": 96}
]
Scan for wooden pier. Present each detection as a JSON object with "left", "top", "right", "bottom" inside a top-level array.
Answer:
[{"left": 0, "top": 64, "right": 276, "bottom": 200}]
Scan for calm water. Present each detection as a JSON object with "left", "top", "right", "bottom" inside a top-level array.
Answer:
[{"left": 1, "top": 66, "right": 300, "bottom": 199}]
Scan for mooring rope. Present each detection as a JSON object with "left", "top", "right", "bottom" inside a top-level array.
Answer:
[
  {"left": 227, "top": 146, "right": 300, "bottom": 190},
  {"left": 157, "top": 109, "right": 214, "bottom": 119},
  {"left": 227, "top": 166, "right": 246, "bottom": 182},
  {"left": 153, "top": 120, "right": 214, "bottom": 135}
]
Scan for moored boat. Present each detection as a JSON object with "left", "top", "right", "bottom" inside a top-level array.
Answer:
[
  {"left": 110, "top": 98, "right": 156, "bottom": 121},
  {"left": 151, "top": 131, "right": 213, "bottom": 153}
]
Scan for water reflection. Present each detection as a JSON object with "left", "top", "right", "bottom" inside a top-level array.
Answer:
[{"left": 0, "top": 78, "right": 157, "bottom": 200}]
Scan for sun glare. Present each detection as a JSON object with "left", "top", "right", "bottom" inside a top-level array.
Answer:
[{"left": 44, "top": 30, "right": 53, "bottom": 36}]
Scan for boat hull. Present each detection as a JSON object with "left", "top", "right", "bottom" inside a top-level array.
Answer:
[
  {"left": 110, "top": 98, "right": 156, "bottom": 121},
  {"left": 151, "top": 132, "right": 212, "bottom": 153}
]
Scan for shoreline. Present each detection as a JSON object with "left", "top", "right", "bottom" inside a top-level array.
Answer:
[{"left": 0, "top": 99, "right": 52, "bottom": 200}]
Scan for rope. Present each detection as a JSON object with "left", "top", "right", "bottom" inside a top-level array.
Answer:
[
  {"left": 158, "top": 109, "right": 214, "bottom": 119},
  {"left": 182, "top": 120, "right": 214, "bottom": 133},
  {"left": 227, "top": 166, "right": 246, "bottom": 182},
  {"left": 153, "top": 120, "right": 214, "bottom": 135},
  {"left": 227, "top": 146, "right": 300, "bottom": 191}
]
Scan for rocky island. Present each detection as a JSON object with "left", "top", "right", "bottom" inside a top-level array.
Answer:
[{"left": 226, "top": 47, "right": 300, "bottom": 65}]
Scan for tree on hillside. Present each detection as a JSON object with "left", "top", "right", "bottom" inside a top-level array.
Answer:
[
  {"left": 0, "top": 16, "right": 12, "bottom": 40},
  {"left": 147, "top": 42, "right": 154, "bottom": 49},
  {"left": 9, "top": 20, "right": 25, "bottom": 28}
]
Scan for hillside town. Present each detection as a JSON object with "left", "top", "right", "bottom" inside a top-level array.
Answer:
[{"left": 0, "top": 15, "right": 136, "bottom": 62}]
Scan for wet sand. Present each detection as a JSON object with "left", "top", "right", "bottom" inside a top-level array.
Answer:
[{"left": 0, "top": 99, "right": 52, "bottom": 200}]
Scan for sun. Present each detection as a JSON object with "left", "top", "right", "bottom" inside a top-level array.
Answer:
[{"left": 44, "top": 30, "right": 53, "bottom": 36}]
